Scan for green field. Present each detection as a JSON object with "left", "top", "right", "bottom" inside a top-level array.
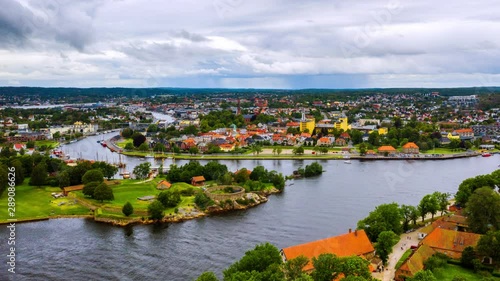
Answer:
[
  {"left": 34, "top": 140, "right": 60, "bottom": 149},
  {"left": 0, "top": 180, "right": 91, "bottom": 222},
  {"left": 75, "top": 179, "right": 199, "bottom": 212},
  {"left": 116, "top": 139, "right": 133, "bottom": 149},
  {"left": 433, "top": 264, "right": 500, "bottom": 281}
]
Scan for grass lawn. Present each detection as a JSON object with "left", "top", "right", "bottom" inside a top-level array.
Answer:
[
  {"left": 34, "top": 140, "right": 60, "bottom": 149},
  {"left": 433, "top": 264, "right": 500, "bottom": 281},
  {"left": 395, "top": 249, "right": 413, "bottom": 269},
  {"left": 0, "top": 180, "right": 91, "bottom": 222},
  {"left": 116, "top": 139, "right": 133, "bottom": 149},
  {"left": 75, "top": 179, "right": 201, "bottom": 212}
]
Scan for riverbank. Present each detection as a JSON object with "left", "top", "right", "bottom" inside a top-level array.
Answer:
[
  {"left": 111, "top": 137, "right": 490, "bottom": 161},
  {"left": 0, "top": 179, "right": 282, "bottom": 227}
]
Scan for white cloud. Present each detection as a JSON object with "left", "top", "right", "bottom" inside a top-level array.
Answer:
[{"left": 1, "top": 0, "right": 500, "bottom": 88}]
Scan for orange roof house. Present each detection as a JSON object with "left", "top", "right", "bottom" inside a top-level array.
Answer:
[
  {"left": 191, "top": 176, "right": 206, "bottom": 186},
  {"left": 281, "top": 229, "right": 375, "bottom": 272},
  {"left": 156, "top": 180, "right": 172, "bottom": 190},
  {"left": 420, "top": 228, "right": 481, "bottom": 259},
  {"left": 402, "top": 142, "right": 419, "bottom": 154},
  {"left": 395, "top": 245, "right": 435, "bottom": 281},
  {"left": 377, "top": 145, "right": 396, "bottom": 155},
  {"left": 317, "top": 137, "right": 332, "bottom": 146},
  {"left": 219, "top": 143, "right": 235, "bottom": 152}
]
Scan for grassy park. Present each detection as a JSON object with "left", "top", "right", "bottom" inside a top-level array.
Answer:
[
  {"left": 0, "top": 180, "right": 91, "bottom": 223},
  {"left": 0, "top": 178, "right": 202, "bottom": 223}
]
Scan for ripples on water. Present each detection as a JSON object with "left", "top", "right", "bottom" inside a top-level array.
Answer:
[{"left": 1, "top": 154, "right": 498, "bottom": 281}]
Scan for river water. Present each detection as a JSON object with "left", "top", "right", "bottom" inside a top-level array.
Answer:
[{"left": 1, "top": 132, "right": 499, "bottom": 281}]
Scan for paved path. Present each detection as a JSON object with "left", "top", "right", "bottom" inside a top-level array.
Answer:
[{"left": 372, "top": 212, "right": 448, "bottom": 280}]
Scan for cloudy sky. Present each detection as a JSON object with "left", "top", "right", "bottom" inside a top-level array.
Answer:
[{"left": 1, "top": 0, "right": 500, "bottom": 89}]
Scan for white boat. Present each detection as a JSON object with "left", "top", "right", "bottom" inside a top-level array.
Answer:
[
  {"left": 145, "top": 154, "right": 154, "bottom": 158},
  {"left": 344, "top": 160, "right": 352, "bottom": 164}
]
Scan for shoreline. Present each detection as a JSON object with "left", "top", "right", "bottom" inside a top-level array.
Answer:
[{"left": 0, "top": 189, "right": 280, "bottom": 227}]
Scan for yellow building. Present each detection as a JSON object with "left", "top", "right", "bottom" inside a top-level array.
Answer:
[
  {"left": 377, "top": 127, "right": 388, "bottom": 135},
  {"left": 333, "top": 117, "right": 350, "bottom": 132},
  {"left": 447, "top": 132, "right": 460, "bottom": 140},
  {"left": 300, "top": 111, "right": 316, "bottom": 133}
]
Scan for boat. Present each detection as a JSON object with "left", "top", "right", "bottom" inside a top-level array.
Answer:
[
  {"left": 122, "top": 171, "right": 130, "bottom": 179},
  {"left": 482, "top": 152, "right": 492, "bottom": 157},
  {"left": 101, "top": 141, "right": 107, "bottom": 147},
  {"left": 145, "top": 154, "right": 154, "bottom": 158},
  {"left": 344, "top": 160, "right": 352, "bottom": 164}
]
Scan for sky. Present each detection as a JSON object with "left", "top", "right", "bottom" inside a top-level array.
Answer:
[{"left": 1, "top": 0, "right": 500, "bottom": 89}]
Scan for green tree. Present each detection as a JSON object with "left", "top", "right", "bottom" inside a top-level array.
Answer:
[
  {"left": 153, "top": 142, "right": 166, "bottom": 152},
  {"left": 138, "top": 142, "right": 149, "bottom": 152},
  {"left": 423, "top": 253, "right": 448, "bottom": 271},
  {"left": 30, "top": 162, "right": 48, "bottom": 187},
  {"left": 121, "top": 128, "right": 134, "bottom": 138},
  {"left": 196, "top": 272, "right": 219, "bottom": 281},
  {"left": 433, "top": 192, "right": 450, "bottom": 216},
  {"left": 400, "top": 205, "right": 414, "bottom": 232},
  {"left": 0, "top": 164, "right": 9, "bottom": 196},
  {"left": 223, "top": 243, "right": 282, "bottom": 280},
  {"left": 10, "top": 159, "right": 25, "bottom": 185},
  {"left": 456, "top": 174, "right": 496, "bottom": 206},
  {"left": 250, "top": 165, "right": 267, "bottom": 181},
  {"left": 148, "top": 200, "right": 165, "bottom": 221},
  {"left": 157, "top": 189, "right": 181, "bottom": 208},
  {"left": 293, "top": 146, "right": 304, "bottom": 155},
  {"left": 465, "top": 187, "right": 500, "bottom": 233},
  {"left": 124, "top": 142, "right": 135, "bottom": 150},
  {"left": 82, "top": 169, "right": 104, "bottom": 184},
  {"left": 276, "top": 147, "right": 283, "bottom": 156},
  {"left": 93, "top": 182, "right": 114, "bottom": 202},
  {"left": 409, "top": 205, "right": 419, "bottom": 226},
  {"left": 194, "top": 192, "right": 212, "bottom": 210},
  {"left": 407, "top": 270, "right": 436, "bottom": 281},
  {"left": 234, "top": 168, "right": 250, "bottom": 183},
  {"left": 311, "top": 253, "right": 341, "bottom": 281},
  {"left": 250, "top": 145, "right": 263, "bottom": 155},
  {"left": 357, "top": 202, "right": 402, "bottom": 241},
  {"left": 460, "top": 246, "right": 476, "bottom": 269},
  {"left": 476, "top": 230, "right": 500, "bottom": 263},
  {"left": 82, "top": 181, "right": 100, "bottom": 197},
  {"left": 122, "top": 201, "right": 134, "bottom": 217},
  {"left": 304, "top": 162, "right": 323, "bottom": 177},
  {"left": 375, "top": 231, "right": 399, "bottom": 265},
  {"left": 58, "top": 170, "right": 71, "bottom": 188},
  {"left": 418, "top": 194, "right": 439, "bottom": 222},
  {"left": 283, "top": 255, "right": 309, "bottom": 280},
  {"left": 132, "top": 132, "right": 146, "bottom": 147},
  {"left": 340, "top": 256, "right": 372, "bottom": 279},
  {"left": 92, "top": 161, "right": 118, "bottom": 180},
  {"left": 189, "top": 146, "right": 200, "bottom": 155},
  {"left": 218, "top": 172, "right": 233, "bottom": 185},
  {"left": 203, "top": 161, "right": 228, "bottom": 181},
  {"left": 133, "top": 162, "right": 151, "bottom": 180}
]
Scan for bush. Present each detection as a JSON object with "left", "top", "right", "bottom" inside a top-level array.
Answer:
[
  {"left": 424, "top": 253, "right": 448, "bottom": 271},
  {"left": 122, "top": 202, "right": 134, "bottom": 217},
  {"left": 179, "top": 186, "right": 195, "bottom": 196},
  {"left": 194, "top": 192, "right": 212, "bottom": 210},
  {"left": 157, "top": 190, "right": 181, "bottom": 208}
]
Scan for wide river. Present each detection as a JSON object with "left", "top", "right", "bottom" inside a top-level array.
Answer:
[{"left": 1, "top": 132, "right": 499, "bottom": 281}]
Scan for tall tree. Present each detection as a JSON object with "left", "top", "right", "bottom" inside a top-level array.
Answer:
[
  {"left": 93, "top": 182, "right": 114, "bottom": 202},
  {"left": 148, "top": 200, "right": 165, "bottom": 221},
  {"left": 283, "top": 255, "right": 309, "bottom": 280},
  {"left": 82, "top": 169, "right": 104, "bottom": 184},
  {"left": 357, "top": 202, "right": 402, "bottom": 241},
  {"left": 466, "top": 187, "right": 500, "bottom": 234},
  {"left": 196, "top": 272, "right": 219, "bottom": 281},
  {"left": 133, "top": 162, "right": 151, "bottom": 180},
  {"left": 122, "top": 201, "right": 134, "bottom": 217},
  {"left": 311, "top": 253, "right": 341, "bottom": 281},
  {"left": 476, "top": 230, "right": 500, "bottom": 263},
  {"left": 375, "top": 231, "right": 399, "bottom": 265},
  {"left": 223, "top": 243, "right": 282, "bottom": 280},
  {"left": 408, "top": 270, "right": 436, "bottom": 281},
  {"left": 58, "top": 170, "right": 71, "bottom": 188},
  {"left": 30, "top": 162, "right": 48, "bottom": 187}
]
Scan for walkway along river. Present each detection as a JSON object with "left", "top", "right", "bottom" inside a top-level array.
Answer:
[{"left": 0, "top": 132, "right": 499, "bottom": 280}]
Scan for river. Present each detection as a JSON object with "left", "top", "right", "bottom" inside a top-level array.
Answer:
[{"left": 1, "top": 133, "right": 499, "bottom": 281}]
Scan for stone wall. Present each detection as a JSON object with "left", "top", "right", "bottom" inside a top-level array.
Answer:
[{"left": 205, "top": 185, "right": 246, "bottom": 201}]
